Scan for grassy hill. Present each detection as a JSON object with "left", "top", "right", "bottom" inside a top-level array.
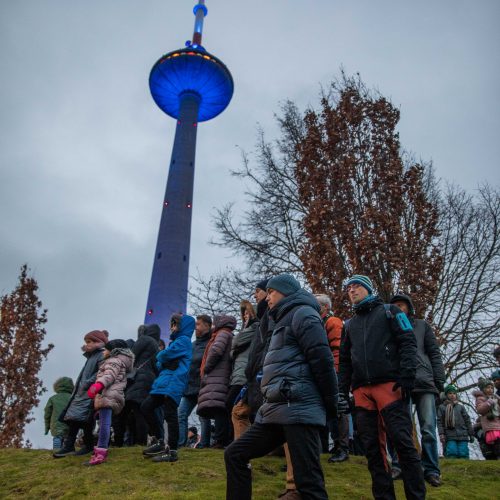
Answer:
[{"left": 0, "top": 447, "right": 498, "bottom": 499}]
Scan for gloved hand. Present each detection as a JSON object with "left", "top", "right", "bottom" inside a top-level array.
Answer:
[
  {"left": 87, "top": 382, "right": 104, "bottom": 399},
  {"left": 392, "top": 378, "right": 414, "bottom": 402},
  {"left": 337, "top": 393, "right": 351, "bottom": 415},
  {"left": 435, "top": 381, "right": 444, "bottom": 393},
  {"left": 469, "top": 435, "right": 474, "bottom": 443},
  {"left": 324, "top": 395, "right": 338, "bottom": 420},
  {"left": 233, "top": 385, "right": 248, "bottom": 406}
]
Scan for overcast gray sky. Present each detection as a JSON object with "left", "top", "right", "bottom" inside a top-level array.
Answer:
[{"left": 1, "top": 1, "right": 499, "bottom": 447}]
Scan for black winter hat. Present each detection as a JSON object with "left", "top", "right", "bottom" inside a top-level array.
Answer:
[
  {"left": 104, "top": 339, "right": 128, "bottom": 351},
  {"left": 389, "top": 293, "right": 415, "bottom": 316},
  {"left": 256, "top": 279, "right": 269, "bottom": 291}
]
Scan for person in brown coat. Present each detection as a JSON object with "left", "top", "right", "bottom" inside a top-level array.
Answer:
[
  {"left": 197, "top": 315, "right": 236, "bottom": 447},
  {"left": 85, "top": 339, "right": 134, "bottom": 465}
]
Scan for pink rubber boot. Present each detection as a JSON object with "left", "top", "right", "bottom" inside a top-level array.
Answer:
[{"left": 84, "top": 447, "right": 108, "bottom": 466}]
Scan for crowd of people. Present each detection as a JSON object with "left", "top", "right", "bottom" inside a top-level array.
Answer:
[{"left": 44, "top": 273, "right": 500, "bottom": 499}]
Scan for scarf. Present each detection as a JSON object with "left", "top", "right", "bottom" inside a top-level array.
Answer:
[{"left": 444, "top": 400, "right": 456, "bottom": 429}]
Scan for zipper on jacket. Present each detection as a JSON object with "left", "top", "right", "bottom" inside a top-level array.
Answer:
[{"left": 363, "top": 314, "right": 371, "bottom": 384}]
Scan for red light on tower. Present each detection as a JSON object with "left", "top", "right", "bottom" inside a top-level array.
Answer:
[
  {"left": 186, "top": 202, "right": 192, "bottom": 208},
  {"left": 147, "top": 308, "right": 154, "bottom": 316},
  {"left": 164, "top": 201, "right": 169, "bottom": 207}
]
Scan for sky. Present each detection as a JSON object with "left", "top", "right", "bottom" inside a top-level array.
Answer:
[{"left": 1, "top": 1, "right": 499, "bottom": 448}]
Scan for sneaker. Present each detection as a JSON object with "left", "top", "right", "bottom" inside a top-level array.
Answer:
[
  {"left": 53, "top": 447, "right": 76, "bottom": 458},
  {"left": 328, "top": 449, "right": 349, "bottom": 463},
  {"left": 74, "top": 446, "right": 92, "bottom": 456},
  {"left": 152, "top": 449, "right": 178, "bottom": 463},
  {"left": 425, "top": 475, "right": 442, "bottom": 487},
  {"left": 143, "top": 439, "right": 167, "bottom": 457}
]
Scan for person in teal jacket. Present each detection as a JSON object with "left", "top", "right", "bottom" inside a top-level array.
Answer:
[
  {"left": 44, "top": 377, "right": 74, "bottom": 449},
  {"left": 141, "top": 314, "right": 194, "bottom": 463}
]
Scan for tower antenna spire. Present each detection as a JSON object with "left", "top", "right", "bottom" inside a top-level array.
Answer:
[{"left": 192, "top": 1, "right": 207, "bottom": 46}]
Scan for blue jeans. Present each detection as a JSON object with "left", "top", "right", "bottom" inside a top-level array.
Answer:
[
  {"left": 52, "top": 435, "right": 64, "bottom": 450},
  {"left": 178, "top": 395, "right": 211, "bottom": 447},
  {"left": 412, "top": 393, "right": 440, "bottom": 477},
  {"left": 445, "top": 440, "right": 469, "bottom": 459},
  {"left": 97, "top": 408, "right": 113, "bottom": 449}
]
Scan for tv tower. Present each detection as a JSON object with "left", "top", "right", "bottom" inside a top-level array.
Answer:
[{"left": 145, "top": 0, "right": 233, "bottom": 335}]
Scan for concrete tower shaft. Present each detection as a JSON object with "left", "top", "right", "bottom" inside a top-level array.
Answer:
[{"left": 144, "top": 1, "right": 233, "bottom": 337}]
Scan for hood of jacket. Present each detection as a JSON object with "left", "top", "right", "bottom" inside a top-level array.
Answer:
[
  {"left": 109, "top": 348, "right": 135, "bottom": 371},
  {"left": 139, "top": 323, "right": 161, "bottom": 342},
  {"left": 53, "top": 376, "right": 74, "bottom": 394},
  {"left": 270, "top": 288, "right": 320, "bottom": 322},
  {"left": 212, "top": 314, "right": 237, "bottom": 333},
  {"left": 170, "top": 315, "right": 196, "bottom": 341},
  {"left": 389, "top": 293, "right": 415, "bottom": 316}
]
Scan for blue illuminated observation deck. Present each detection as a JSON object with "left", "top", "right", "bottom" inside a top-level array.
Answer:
[{"left": 144, "top": 1, "right": 233, "bottom": 337}]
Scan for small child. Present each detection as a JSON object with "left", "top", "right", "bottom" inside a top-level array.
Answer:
[
  {"left": 437, "top": 384, "right": 474, "bottom": 459},
  {"left": 473, "top": 378, "right": 500, "bottom": 459},
  {"left": 44, "top": 377, "right": 74, "bottom": 449},
  {"left": 86, "top": 339, "right": 134, "bottom": 466}
]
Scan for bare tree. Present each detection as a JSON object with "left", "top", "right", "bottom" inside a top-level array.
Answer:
[
  {"left": 0, "top": 265, "right": 53, "bottom": 447},
  {"left": 431, "top": 184, "right": 500, "bottom": 392}
]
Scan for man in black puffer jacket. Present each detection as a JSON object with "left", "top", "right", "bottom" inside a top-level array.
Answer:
[
  {"left": 390, "top": 293, "right": 445, "bottom": 488},
  {"left": 339, "top": 275, "right": 426, "bottom": 500},
  {"left": 225, "top": 274, "right": 338, "bottom": 500}
]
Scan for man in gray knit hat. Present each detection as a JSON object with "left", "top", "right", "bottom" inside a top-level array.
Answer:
[{"left": 224, "top": 274, "right": 338, "bottom": 500}]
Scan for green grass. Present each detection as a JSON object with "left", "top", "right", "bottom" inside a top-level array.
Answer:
[{"left": 0, "top": 447, "right": 498, "bottom": 499}]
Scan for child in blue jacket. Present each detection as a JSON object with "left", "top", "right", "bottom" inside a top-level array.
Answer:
[{"left": 140, "top": 314, "right": 194, "bottom": 462}]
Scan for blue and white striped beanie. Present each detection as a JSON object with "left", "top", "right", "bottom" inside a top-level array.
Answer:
[{"left": 345, "top": 275, "right": 374, "bottom": 295}]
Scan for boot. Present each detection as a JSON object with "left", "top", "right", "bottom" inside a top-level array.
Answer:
[
  {"left": 152, "top": 449, "right": 178, "bottom": 463},
  {"left": 328, "top": 449, "right": 349, "bottom": 463},
  {"left": 143, "top": 439, "right": 166, "bottom": 457},
  {"left": 84, "top": 447, "right": 108, "bottom": 466},
  {"left": 74, "top": 445, "right": 92, "bottom": 456},
  {"left": 53, "top": 446, "right": 76, "bottom": 458}
]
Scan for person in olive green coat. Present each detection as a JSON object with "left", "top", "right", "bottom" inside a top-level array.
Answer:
[{"left": 44, "top": 377, "right": 74, "bottom": 449}]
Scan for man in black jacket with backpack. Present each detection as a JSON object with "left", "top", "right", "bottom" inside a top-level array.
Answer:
[{"left": 339, "top": 275, "right": 426, "bottom": 500}]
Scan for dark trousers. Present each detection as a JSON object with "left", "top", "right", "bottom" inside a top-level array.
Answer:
[
  {"left": 113, "top": 400, "right": 149, "bottom": 446},
  {"left": 141, "top": 394, "right": 179, "bottom": 450},
  {"left": 329, "top": 413, "right": 350, "bottom": 452},
  {"left": 224, "top": 422, "right": 328, "bottom": 500},
  {"left": 65, "top": 419, "right": 94, "bottom": 450}
]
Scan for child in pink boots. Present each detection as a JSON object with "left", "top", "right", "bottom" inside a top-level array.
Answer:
[{"left": 86, "top": 339, "right": 134, "bottom": 465}]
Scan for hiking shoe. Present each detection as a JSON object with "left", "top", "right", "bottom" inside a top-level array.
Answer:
[
  {"left": 74, "top": 446, "right": 92, "bottom": 456},
  {"left": 425, "top": 475, "right": 442, "bottom": 487},
  {"left": 152, "top": 449, "right": 178, "bottom": 463},
  {"left": 143, "top": 439, "right": 167, "bottom": 457},
  {"left": 328, "top": 449, "right": 349, "bottom": 463},
  {"left": 53, "top": 447, "right": 76, "bottom": 458}
]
